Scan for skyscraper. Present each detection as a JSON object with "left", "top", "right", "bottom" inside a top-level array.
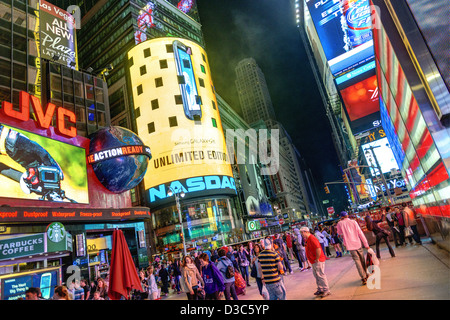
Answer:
[{"left": 235, "top": 58, "right": 277, "bottom": 125}]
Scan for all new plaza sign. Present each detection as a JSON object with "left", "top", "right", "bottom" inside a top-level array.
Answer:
[{"left": 0, "top": 223, "right": 72, "bottom": 261}]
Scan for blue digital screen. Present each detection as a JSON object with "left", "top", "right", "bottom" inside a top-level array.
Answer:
[
  {"left": 379, "top": 97, "right": 405, "bottom": 169},
  {"left": 305, "top": 0, "right": 375, "bottom": 76}
]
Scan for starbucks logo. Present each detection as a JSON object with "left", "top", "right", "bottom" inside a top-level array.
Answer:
[{"left": 47, "top": 222, "right": 66, "bottom": 243}]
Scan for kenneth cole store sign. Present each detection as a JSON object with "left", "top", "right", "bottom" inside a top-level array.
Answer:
[{"left": 0, "top": 207, "right": 150, "bottom": 222}]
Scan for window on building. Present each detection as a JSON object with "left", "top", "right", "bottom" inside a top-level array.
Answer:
[
  {"left": 143, "top": 48, "right": 151, "bottom": 58},
  {"left": 155, "top": 77, "right": 163, "bottom": 87},
  {"left": 198, "top": 78, "right": 205, "bottom": 87},
  {"left": 169, "top": 116, "right": 178, "bottom": 127},
  {"left": 148, "top": 122, "right": 155, "bottom": 134},
  {"left": 166, "top": 44, "right": 173, "bottom": 53},
  {"left": 151, "top": 99, "right": 159, "bottom": 110},
  {"left": 137, "top": 84, "right": 143, "bottom": 95},
  {"left": 212, "top": 100, "right": 216, "bottom": 110},
  {"left": 200, "top": 65, "right": 206, "bottom": 74},
  {"left": 174, "top": 95, "right": 182, "bottom": 105},
  {"left": 212, "top": 118, "right": 217, "bottom": 128},
  {"left": 135, "top": 107, "right": 141, "bottom": 118},
  {"left": 140, "top": 65, "right": 147, "bottom": 75},
  {"left": 160, "top": 59, "right": 168, "bottom": 69}
]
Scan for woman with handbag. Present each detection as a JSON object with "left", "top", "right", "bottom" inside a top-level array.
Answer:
[
  {"left": 181, "top": 255, "right": 204, "bottom": 300},
  {"left": 250, "top": 243, "right": 264, "bottom": 295},
  {"left": 402, "top": 203, "right": 422, "bottom": 245},
  {"left": 368, "top": 212, "right": 396, "bottom": 259}
]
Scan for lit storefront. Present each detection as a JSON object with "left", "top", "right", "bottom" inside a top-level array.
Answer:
[{"left": 371, "top": 0, "right": 450, "bottom": 242}]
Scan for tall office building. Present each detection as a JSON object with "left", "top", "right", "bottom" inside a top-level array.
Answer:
[
  {"left": 235, "top": 57, "right": 313, "bottom": 221},
  {"left": 235, "top": 58, "right": 277, "bottom": 125}
]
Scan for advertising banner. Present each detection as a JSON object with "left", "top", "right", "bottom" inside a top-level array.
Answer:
[
  {"left": 305, "top": 0, "right": 375, "bottom": 77},
  {"left": 128, "top": 38, "right": 235, "bottom": 208},
  {"left": 340, "top": 75, "right": 380, "bottom": 134},
  {"left": 362, "top": 137, "right": 399, "bottom": 176},
  {"left": 39, "top": 0, "right": 77, "bottom": 68},
  {"left": 0, "top": 124, "right": 88, "bottom": 204}
]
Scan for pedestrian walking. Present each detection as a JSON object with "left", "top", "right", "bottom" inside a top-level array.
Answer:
[
  {"left": 321, "top": 226, "right": 332, "bottom": 257},
  {"left": 285, "top": 232, "right": 295, "bottom": 261},
  {"left": 216, "top": 248, "right": 239, "bottom": 300},
  {"left": 394, "top": 207, "right": 407, "bottom": 245},
  {"left": 199, "top": 253, "right": 225, "bottom": 300},
  {"left": 330, "top": 223, "right": 343, "bottom": 257},
  {"left": 237, "top": 245, "right": 251, "bottom": 286},
  {"left": 402, "top": 203, "right": 422, "bottom": 245},
  {"left": 337, "top": 211, "right": 370, "bottom": 285},
  {"left": 171, "top": 259, "right": 182, "bottom": 294},
  {"left": 384, "top": 207, "right": 401, "bottom": 246},
  {"left": 251, "top": 243, "right": 264, "bottom": 295},
  {"left": 274, "top": 233, "right": 293, "bottom": 274},
  {"left": 300, "top": 227, "right": 331, "bottom": 298},
  {"left": 258, "top": 238, "right": 286, "bottom": 300},
  {"left": 366, "top": 212, "right": 395, "bottom": 259},
  {"left": 181, "top": 255, "right": 204, "bottom": 300},
  {"left": 158, "top": 262, "right": 170, "bottom": 297},
  {"left": 293, "top": 228, "right": 312, "bottom": 271},
  {"left": 146, "top": 265, "right": 159, "bottom": 300},
  {"left": 314, "top": 227, "right": 327, "bottom": 256}
]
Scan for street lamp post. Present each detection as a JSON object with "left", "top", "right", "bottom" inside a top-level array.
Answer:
[{"left": 167, "top": 187, "right": 186, "bottom": 257}]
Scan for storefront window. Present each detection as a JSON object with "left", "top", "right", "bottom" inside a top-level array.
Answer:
[{"left": 153, "top": 197, "right": 242, "bottom": 253}]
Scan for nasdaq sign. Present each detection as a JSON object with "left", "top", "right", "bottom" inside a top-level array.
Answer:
[{"left": 148, "top": 175, "right": 237, "bottom": 204}]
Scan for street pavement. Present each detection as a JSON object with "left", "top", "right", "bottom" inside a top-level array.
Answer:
[{"left": 163, "top": 238, "right": 449, "bottom": 300}]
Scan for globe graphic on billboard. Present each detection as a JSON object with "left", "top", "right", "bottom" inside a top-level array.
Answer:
[{"left": 89, "top": 126, "right": 151, "bottom": 193}]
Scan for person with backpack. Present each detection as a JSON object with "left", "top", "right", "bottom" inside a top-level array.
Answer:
[
  {"left": 216, "top": 248, "right": 239, "bottom": 300},
  {"left": 199, "top": 253, "right": 225, "bottom": 300}
]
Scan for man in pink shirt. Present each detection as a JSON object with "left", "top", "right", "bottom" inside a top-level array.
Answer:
[{"left": 337, "top": 211, "right": 370, "bottom": 285}]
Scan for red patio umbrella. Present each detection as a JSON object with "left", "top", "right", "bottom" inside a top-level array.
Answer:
[{"left": 108, "top": 228, "right": 143, "bottom": 300}]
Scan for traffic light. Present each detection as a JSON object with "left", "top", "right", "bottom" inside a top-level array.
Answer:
[{"left": 324, "top": 185, "right": 330, "bottom": 194}]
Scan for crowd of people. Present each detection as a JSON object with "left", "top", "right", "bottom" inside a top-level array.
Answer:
[{"left": 23, "top": 203, "right": 423, "bottom": 301}]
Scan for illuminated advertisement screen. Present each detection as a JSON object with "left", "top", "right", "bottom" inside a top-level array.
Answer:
[
  {"left": 239, "top": 157, "right": 272, "bottom": 216},
  {"left": 0, "top": 124, "right": 89, "bottom": 204},
  {"left": 39, "top": 0, "right": 77, "bottom": 69},
  {"left": 362, "top": 137, "right": 399, "bottom": 176},
  {"left": 405, "top": 0, "right": 450, "bottom": 89},
  {"left": 305, "top": 0, "right": 375, "bottom": 77},
  {"left": 340, "top": 75, "right": 380, "bottom": 134},
  {"left": 379, "top": 97, "right": 405, "bottom": 170},
  {"left": 1, "top": 268, "right": 59, "bottom": 300},
  {"left": 128, "top": 38, "right": 235, "bottom": 208}
]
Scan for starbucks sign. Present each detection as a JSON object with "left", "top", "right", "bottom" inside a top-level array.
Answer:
[
  {"left": 0, "top": 234, "right": 45, "bottom": 260},
  {"left": 47, "top": 222, "right": 66, "bottom": 243}
]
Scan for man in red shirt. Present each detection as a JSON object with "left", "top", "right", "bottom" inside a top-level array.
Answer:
[{"left": 300, "top": 226, "right": 331, "bottom": 298}]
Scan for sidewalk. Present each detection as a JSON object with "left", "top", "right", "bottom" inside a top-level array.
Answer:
[{"left": 163, "top": 239, "right": 450, "bottom": 300}]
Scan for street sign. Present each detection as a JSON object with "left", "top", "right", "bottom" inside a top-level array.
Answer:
[{"left": 327, "top": 207, "right": 335, "bottom": 215}]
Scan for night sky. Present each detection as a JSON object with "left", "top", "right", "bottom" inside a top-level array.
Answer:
[{"left": 196, "top": 0, "right": 348, "bottom": 215}]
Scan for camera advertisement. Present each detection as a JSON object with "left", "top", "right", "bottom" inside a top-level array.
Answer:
[{"left": 0, "top": 124, "right": 89, "bottom": 204}]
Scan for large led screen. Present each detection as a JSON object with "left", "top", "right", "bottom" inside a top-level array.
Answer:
[
  {"left": 362, "top": 137, "right": 399, "bottom": 176},
  {"left": 128, "top": 38, "right": 235, "bottom": 208},
  {"left": 340, "top": 75, "right": 380, "bottom": 134},
  {"left": 0, "top": 124, "right": 89, "bottom": 203},
  {"left": 305, "top": 0, "right": 375, "bottom": 77}
]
